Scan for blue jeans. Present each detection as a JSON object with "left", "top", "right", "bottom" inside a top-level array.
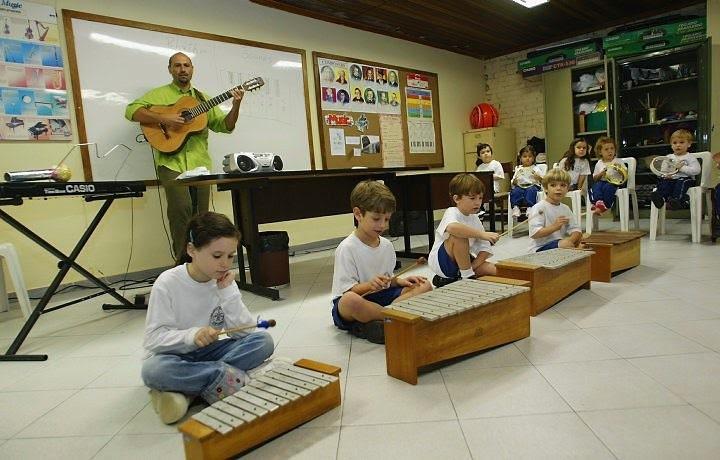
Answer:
[
  {"left": 590, "top": 181, "right": 618, "bottom": 208},
  {"left": 510, "top": 185, "right": 540, "bottom": 208},
  {"left": 141, "top": 332, "right": 273, "bottom": 401},
  {"left": 656, "top": 177, "right": 695, "bottom": 202}
]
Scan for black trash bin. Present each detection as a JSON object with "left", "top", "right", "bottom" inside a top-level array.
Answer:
[{"left": 256, "top": 231, "right": 290, "bottom": 287}]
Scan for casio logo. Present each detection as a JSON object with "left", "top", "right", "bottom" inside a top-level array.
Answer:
[{"left": 66, "top": 184, "right": 95, "bottom": 193}]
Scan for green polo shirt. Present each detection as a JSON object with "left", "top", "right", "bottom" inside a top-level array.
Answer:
[{"left": 125, "top": 83, "right": 233, "bottom": 173}]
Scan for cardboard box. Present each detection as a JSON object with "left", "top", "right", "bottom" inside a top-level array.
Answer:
[
  {"left": 586, "top": 112, "right": 607, "bottom": 132},
  {"left": 603, "top": 18, "right": 706, "bottom": 48}
]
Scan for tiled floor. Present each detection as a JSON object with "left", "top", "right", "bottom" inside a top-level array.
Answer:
[{"left": 1, "top": 219, "right": 720, "bottom": 459}]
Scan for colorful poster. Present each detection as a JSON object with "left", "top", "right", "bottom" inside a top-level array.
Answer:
[
  {"left": 405, "top": 88, "right": 433, "bottom": 120},
  {"left": 0, "top": 1, "right": 72, "bottom": 141},
  {"left": 319, "top": 57, "right": 400, "bottom": 115}
]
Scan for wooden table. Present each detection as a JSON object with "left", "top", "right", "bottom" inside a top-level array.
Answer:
[{"left": 582, "top": 231, "right": 645, "bottom": 282}]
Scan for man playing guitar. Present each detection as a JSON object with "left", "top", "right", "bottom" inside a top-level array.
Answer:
[{"left": 125, "top": 52, "right": 244, "bottom": 257}]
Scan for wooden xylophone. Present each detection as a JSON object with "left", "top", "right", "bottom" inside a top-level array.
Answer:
[
  {"left": 495, "top": 248, "right": 592, "bottom": 316},
  {"left": 383, "top": 277, "right": 531, "bottom": 385},
  {"left": 582, "top": 231, "right": 645, "bottom": 282},
  {"left": 178, "top": 359, "right": 341, "bottom": 460}
]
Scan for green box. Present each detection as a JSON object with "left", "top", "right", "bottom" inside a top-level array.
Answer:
[
  {"left": 605, "top": 31, "right": 706, "bottom": 58},
  {"left": 518, "top": 41, "right": 601, "bottom": 76},
  {"left": 586, "top": 112, "right": 607, "bottom": 132},
  {"left": 603, "top": 18, "right": 705, "bottom": 48}
]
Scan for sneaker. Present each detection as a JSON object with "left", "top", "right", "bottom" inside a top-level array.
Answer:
[
  {"left": 650, "top": 191, "right": 665, "bottom": 209},
  {"left": 361, "top": 320, "right": 385, "bottom": 344},
  {"left": 512, "top": 206, "right": 521, "bottom": 218},
  {"left": 149, "top": 389, "right": 190, "bottom": 424},
  {"left": 595, "top": 200, "right": 607, "bottom": 213},
  {"left": 432, "top": 274, "right": 459, "bottom": 288}
]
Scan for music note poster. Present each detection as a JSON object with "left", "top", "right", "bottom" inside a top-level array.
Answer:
[{"left": 0, "top": 0, "right": 71, "bottom": 141}]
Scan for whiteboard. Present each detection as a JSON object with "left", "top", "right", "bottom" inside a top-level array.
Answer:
[{"left": 67, "top": 15, "right": 312, "bottom": 181}]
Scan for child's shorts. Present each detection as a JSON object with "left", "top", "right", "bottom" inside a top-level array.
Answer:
[
  {"left": 537, "top": 240, "right": 560, "bottom": 252},
  {"left": 434, "top": 243, "right": 484, "bottom": 278},
  {"left": 331, "top": 286, "right": 404, "bottom": 330}
]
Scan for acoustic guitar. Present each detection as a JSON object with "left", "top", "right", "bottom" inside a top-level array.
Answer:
[{"left": 141, "top": 77, "right": 264, "bottom": 154}]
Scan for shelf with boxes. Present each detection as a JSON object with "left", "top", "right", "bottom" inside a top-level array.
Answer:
[{"left": 571, "top": 61, "right": 611, "bottom": 151}]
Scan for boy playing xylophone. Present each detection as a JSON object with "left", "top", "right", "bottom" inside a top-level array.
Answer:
[
  {"left": 331, "top": 180, "right": 432, "bottom": 344},
  {"left": 429, "top": 173, "right": 499, "bottom": 287},
  {"left": 528, "top": 168, "right": 583, "bottom": 252}
]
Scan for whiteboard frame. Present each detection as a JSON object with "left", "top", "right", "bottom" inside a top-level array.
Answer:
[{"left": 61, "top": 9, "right": 315, "bottom": 182}]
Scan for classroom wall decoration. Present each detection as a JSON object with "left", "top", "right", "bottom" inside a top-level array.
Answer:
[
  {"left": 313, "top": 52, "right": 443, "bottom": 169},
  {"left": 0, "top": 0, "right": 71, "bottom": 141}
]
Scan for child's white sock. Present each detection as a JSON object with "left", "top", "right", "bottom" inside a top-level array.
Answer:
[{"left": 460, "top": 268, "right": 474, "bottom": 279}]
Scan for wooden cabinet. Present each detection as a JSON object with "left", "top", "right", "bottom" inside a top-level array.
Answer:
[{"left": 462, "top": 127, "right": 517, "bottom": 172}]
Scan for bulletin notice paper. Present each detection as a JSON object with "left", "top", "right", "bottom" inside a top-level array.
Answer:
[
  {"left": 407, "top": 120, "right": 435, "bottom": 154},
  {"left": 329, "top": 128, "right": 346, "bottom": 155},
  {"left": 379, "top": 114, "right": 404, "bottom": 167}
]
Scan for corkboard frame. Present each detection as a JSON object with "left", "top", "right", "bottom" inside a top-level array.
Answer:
[{"left": 312, "top": 52, "right": 443, "bottom": 170}]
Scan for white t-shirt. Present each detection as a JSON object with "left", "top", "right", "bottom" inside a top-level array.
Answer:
[
  {"left": 429, "top": 207, "right": 493, "bottom": 276},
  {"left": 331, "top": 232, "right": 396, "bottom": 300},
  {"left": 527, "top": 199, "right": 581, "bottom": 252},
  {"left": 512, "top": 164, "right": 545, "bottom": 188},
  {"left": 558, "top": 157, "right": 591, "bottom": 187},
  {"left": 476, "top": 159, "right": 505, "bottom": 193},
  {"left": 666, "top": 153, "right": 701, "bottom": 179},
  {"left": 143, "top": 264, "right": 255, "bottom": 359}
]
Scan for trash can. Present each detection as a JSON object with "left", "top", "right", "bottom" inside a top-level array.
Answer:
[{"left": 256, "top": 231, "right": 290, "bottom": 287}]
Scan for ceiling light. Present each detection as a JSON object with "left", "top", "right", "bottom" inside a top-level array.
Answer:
[{"left": 511, "top": 0, "right": 549, "bottom": 8}]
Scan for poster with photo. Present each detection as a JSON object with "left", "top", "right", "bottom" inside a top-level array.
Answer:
[
  {"left": 318, "top": 58, "right": 352, "bottom": 111},
  {"left": 0, "top": 1, "right": 71, "bottom": 141}
]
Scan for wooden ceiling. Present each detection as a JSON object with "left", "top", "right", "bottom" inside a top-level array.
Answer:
[{"left": 250, "top": 0, "right": 706, "bottom": 59}]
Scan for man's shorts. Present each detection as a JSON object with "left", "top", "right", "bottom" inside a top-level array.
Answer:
[
  {"left": 331, "top": 286, "right": 404, "bottom": 330},
  {"left": 537, "top": 239, "right": 560, "bottom": 252}
]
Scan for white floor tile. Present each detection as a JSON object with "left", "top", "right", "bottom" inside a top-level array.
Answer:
[
  {"left": 346, "top": 339, "right": 387, "bottom": 377},
  {"left": 629, "top": 353, "right": 720, "bottom": 404},
  {"left": 16, "top": 387, "right": 149, "bottom": 437},
  {"left": 693, "top": 402, "right": 720, "bottom": 424},
  {"left": 580, "top": 405, "right": 720, "bottom": 459},
  {"left": 118, "top": 402, "right": 180, "bottom": 435},
  {"left": 663, "top": 319, "right": 720, "bottom": 352},
  {"left": 93, "top": 433, "right": 184, "bottom": 460},
  {"left": 584, "top": 323, "right": 711, "bottom": 358},
  {"left": 0, "top": 390, "right": 75, "bottom": 438},
  {"left": 530, "top": 310, "right": 580, "bottom": 333},
  {"left": 461, "top": 413, "right": 614, "bottom": 459},
  {"left": 536, "top": 359, "right": 684, "bottom": 411},
  {"left": 342, "top": 373, "right": 456, "bottom": 425},
  {"left": 515, "top": 329, "right": 619, "bottom": 364},
  {"left": 338, "top": 421, "right": 471, "bottom": 460},
  {"left": 439, "top": 344, "right": 530, "bottom": 372},
  {"left": 0, "top": 435, "right": 111, "bottom": 460},
  {"left": 243, "top": 427, "right": 340, "bottom": 460},
  {"left": 443, "top": 366, "right": 571, "bottom": 418},
  {"left": 3, "top": 356, "right": 120, "bottom": 391}
]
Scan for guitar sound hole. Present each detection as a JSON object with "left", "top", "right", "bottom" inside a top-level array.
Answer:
[{"left": 180, "top": 111, "right": 193, "bottom": 122}]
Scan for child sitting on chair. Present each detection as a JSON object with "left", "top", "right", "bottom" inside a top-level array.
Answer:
[
  {"left": 510, "top": 145, "right": 544, "bottom": 220},
  {"left": 331, "top": 180, "right": 432, "bottom": 344},
  {"left": 141, "top": 212, "right": 275, "bottom": 424},
  {"left": 558, "top": 138, "right": 591, "bottom": 192},
  {"left": 528, "top": 168, "right": 583, "bottom": 252},
  {"left": 650, "top": 129, "right": 701, "bottom": 210},
  {"left": 590, "top": 136, "right": 627, "bottom": 214},
  {"left": 475, "top": 143, "right": 505, "bottom": 216},
  {"left": 429, "top": 173, "right": 500, "bottom": 287}
]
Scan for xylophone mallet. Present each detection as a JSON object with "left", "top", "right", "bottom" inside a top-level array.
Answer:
[{"left": 220, "top": 319, "right": 276, "bottom": 335}]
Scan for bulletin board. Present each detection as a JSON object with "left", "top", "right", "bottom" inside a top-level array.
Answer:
[
  {"left": 63, "top": 10, "right": 314, "bottom": 181},
  {"left": 313, "top": 52, "right": 443, "bottom": 169}
]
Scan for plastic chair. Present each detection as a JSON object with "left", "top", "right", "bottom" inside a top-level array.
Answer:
[
  {"left": 586, "top": 157, "right": 637, "bottom": 234},
  {"left": 506, "top": 163, "right": 547, "bottom": 237},
  {"left": 0, "top": 243, "right": 32, "bottom": 318},
  {"left": 650, "top": 151, "right": 713, "bottom": 243}
]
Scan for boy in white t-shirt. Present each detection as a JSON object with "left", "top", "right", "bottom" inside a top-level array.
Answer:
[
  {"left": 528, "top": 168, "right": 583, "bottom": 252},
  {"left": 429, "top": 173, "right": 500, "bottom": 287},
  {"left": 331, "top": 180, "right": 432, "bottom": 344}
]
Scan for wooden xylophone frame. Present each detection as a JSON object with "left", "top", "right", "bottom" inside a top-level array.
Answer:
[
  {"left": 495, "top": 254, "right": 591, "bottom": 316},
  {"left": 582, "top": 231, "right": 644, "bottom": 282},
  {"left": 178, "top": 359, "right": 341, "bottom": 460},
  {"left": 383, "top": 277, "right": 531, "bottom": 385}
]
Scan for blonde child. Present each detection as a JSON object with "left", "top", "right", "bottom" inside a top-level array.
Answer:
[
  {"left": 650, "top": 129, "right": 701, "bottom": 210},
  {"left": 558, "top": 138, "right": 591, "bottom": 191},
  {"left": 590, "top": 136, "right": 626, "bottom": 214},
  {"left": 528, "top": 169, "right": 583, "bottom": 252},
  {"left": 510, "top": 145, "right": 545, "bottom": 219},
  {"left": 142, "top": 212, "right": 274, "bottom": 424},
  {"left": 429, "top": 173, "right": 499, "bottom": 287},
  {"left": 331, "top": 180, "right": 432, "bottom": 344}
]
